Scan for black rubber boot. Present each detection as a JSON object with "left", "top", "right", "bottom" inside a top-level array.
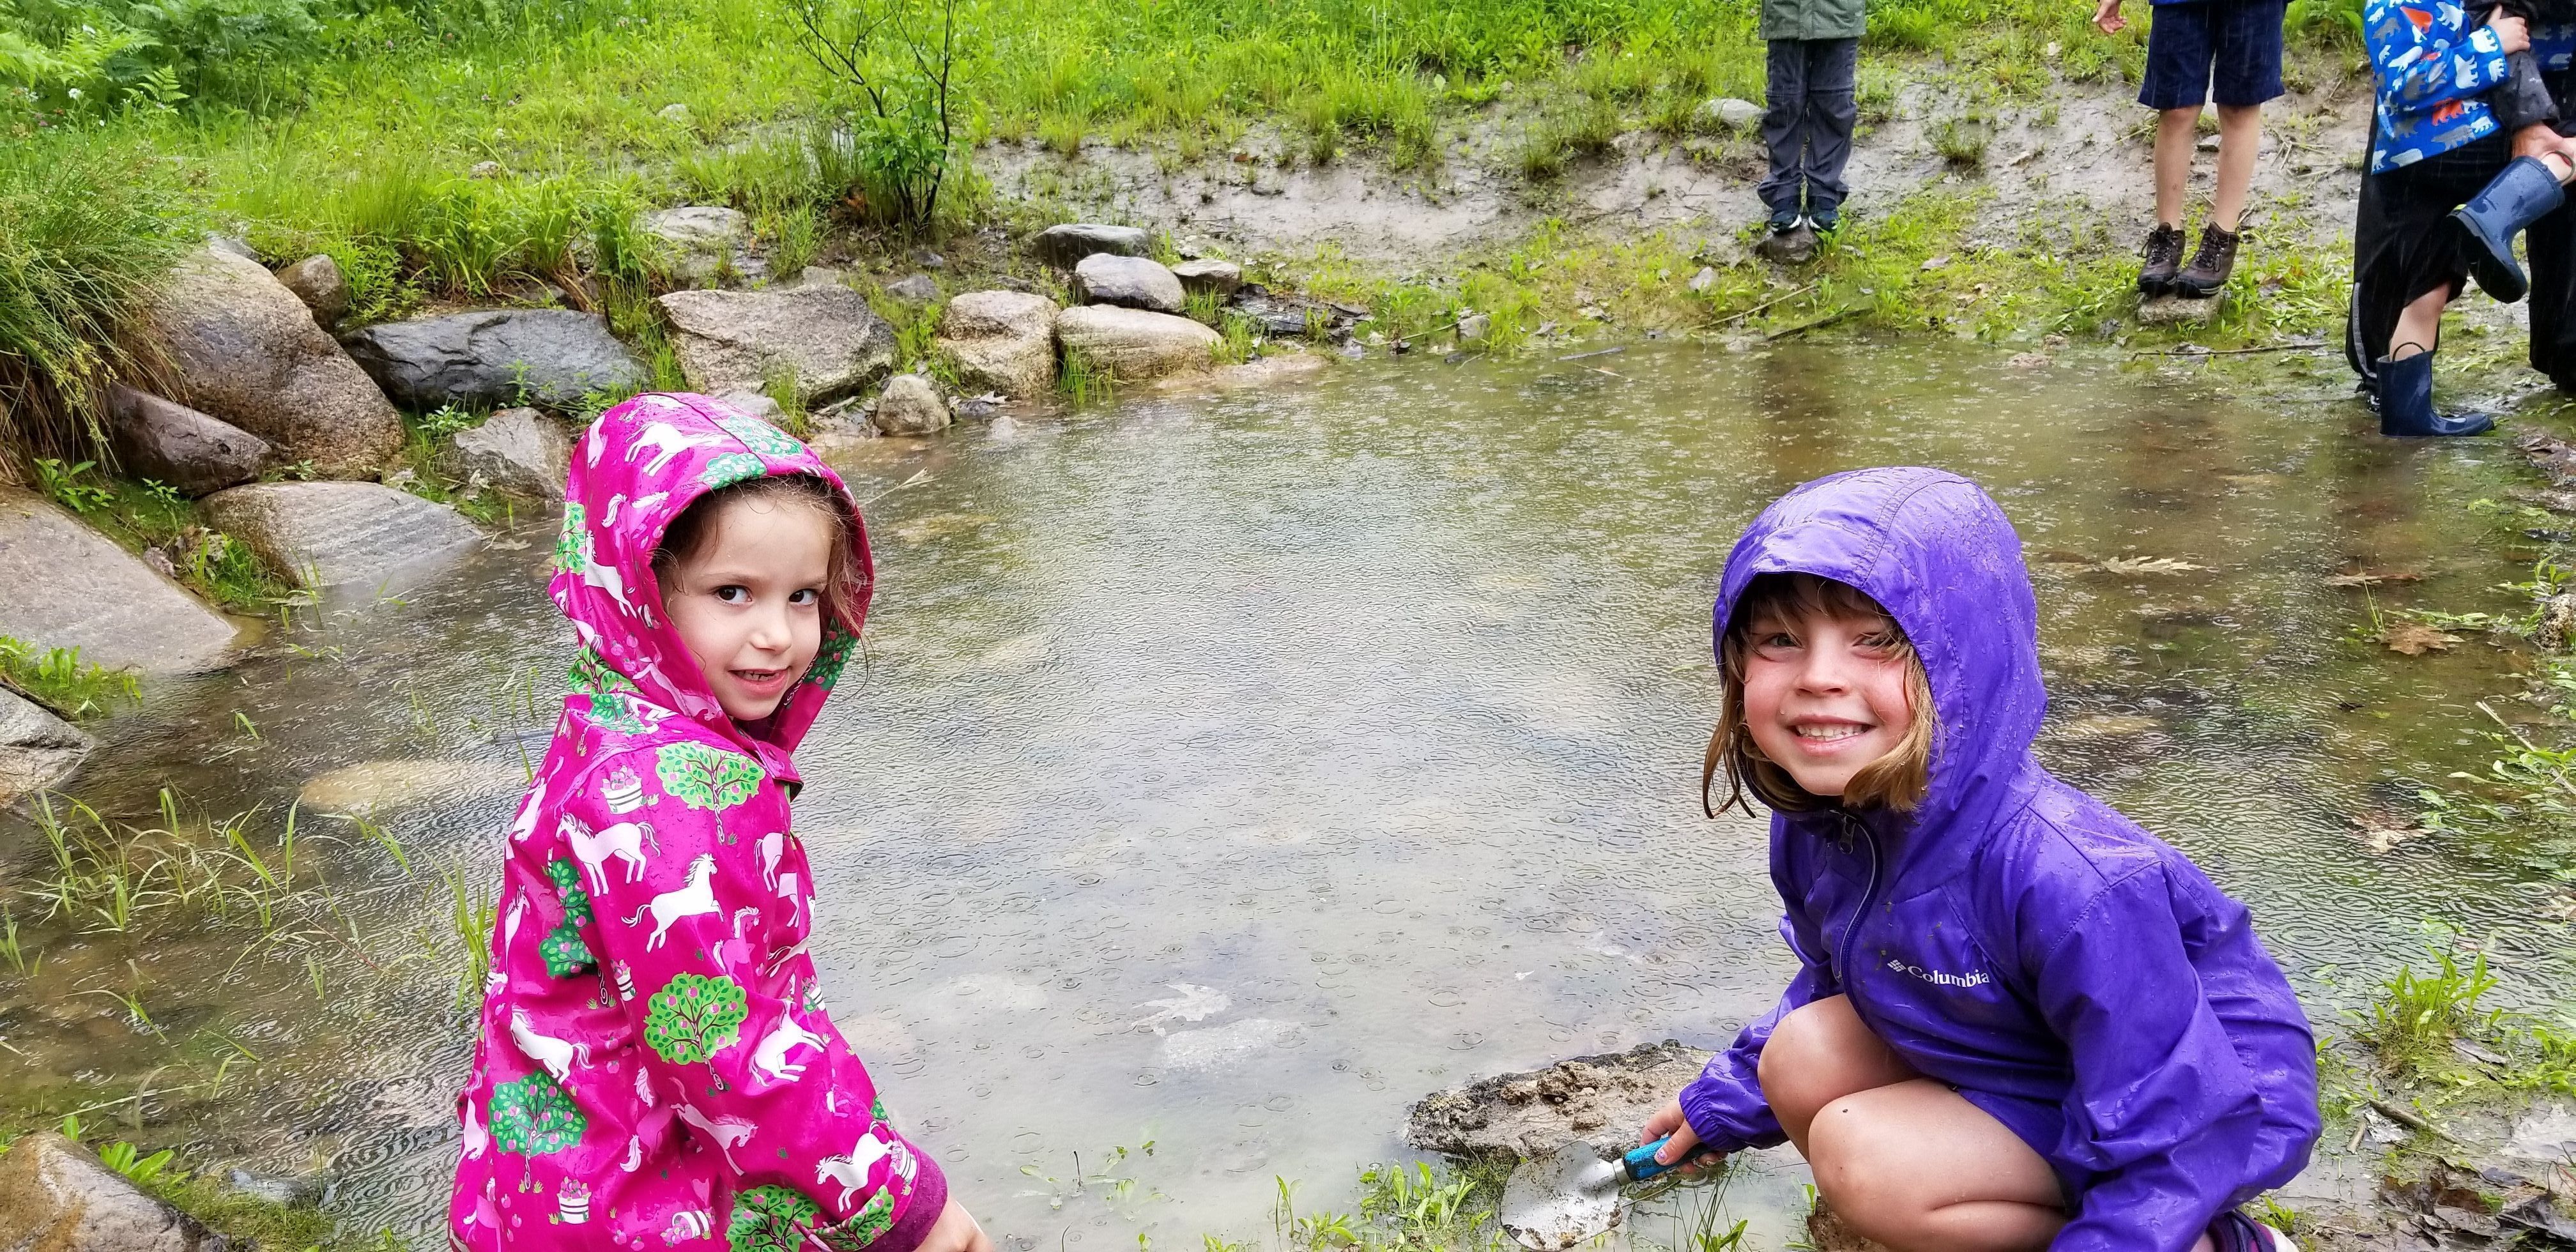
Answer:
[
  {"left": 2450, "top": 155, "right": 2568, "bottom": 303},
  {"left": 2374, "top": 349, "right": 2495, "bottom": 437}
]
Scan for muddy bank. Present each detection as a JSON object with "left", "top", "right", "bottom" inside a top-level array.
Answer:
[{"left": 1405, "top": 1041, "right": 1712, "bottom": 1161}]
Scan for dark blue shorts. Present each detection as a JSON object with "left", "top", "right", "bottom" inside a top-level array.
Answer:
[{"left": 2139, "top": 0, "right": 2288, "bottom": 110}]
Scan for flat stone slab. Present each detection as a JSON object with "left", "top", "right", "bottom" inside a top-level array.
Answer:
[
  {"left": 1034, "top": 223, "right": 1152, "bottom": 268},
  {"left": 657, "top": 285, "right": 897, "bottom": 405},
  {"left": 0, "top": 1132, "right": 229, "bottom": 1252},
  {"left": 0, "top": 687, "right": 93, "bottom": 807},
  {"left": 342, "top": 309, "right": 645, "bottom": 411},
  {"left": 201, "top": 481, "right": 482, "bottom": 593},
  {"left": 1406, "top": 1039, "right": 1713, "bottom": 1161},
  {"left": 2138, "top": 293, "right": 2221, "bottom": 324},
  {"left": 298, "top": 758, "right": 525, "bottom": 814},
  {"left": 0, "top": 489, "right": 239, "bottom": 674}
]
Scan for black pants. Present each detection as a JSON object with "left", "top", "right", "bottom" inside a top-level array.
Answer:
[
  {"left": 1759, "top": 38, "right": 1859, "bottom": 216},
  {"left": 2348, "top": 79, "right": 2576, "bottom": 388}
]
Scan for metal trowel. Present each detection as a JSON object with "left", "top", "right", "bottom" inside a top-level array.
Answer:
[{"left": 1497, "top": 1137, "right": 1682, "bottom": 1251}]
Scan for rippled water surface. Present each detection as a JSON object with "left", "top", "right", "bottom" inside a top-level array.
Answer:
[{"left": 8, "top": 342, "right": 2573, "bottom": 1246}]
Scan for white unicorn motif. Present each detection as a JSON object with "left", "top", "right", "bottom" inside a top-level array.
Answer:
[
  {"left": 509, "top": 1008, "right": 590, "bottom": 1083},
  {"left": 628, "top": 422, "right": 714, "bottom": 477},
  {"left": 634, "top": 1061, "right": 657, "bottom": 1108},
  {"left": 620, "top": 1135, "right": 644, "bottom": 1172},
  {"left": 750, "top": 998, "right": 831, "bottom": 1083},
  {"left": 461, "top": 1097, "right": 489, "bottom": 1158},
  {"left": 756, "top": 831, "right": 785, "bottom": 892},
  {"left": 506, "top": 779, "right": 548, "bottom": 844},
  {"left": 624, "top": 855, "right": 721, "bottom": 951},
  {"left": 563, "top": 814, "right": 654, "bottom": 893},
  {"left": 816, "top": 1133, "right": 916, "bottom": 1208},
  {"left": 778, "top": 872, "right": 803, "bottom": 926},
  {"left": 583, "top": 549, "right": 642, "bottom": 622},
  {"left": 501, "top": 896, "right": 528, "bottom": 952},
  {"left": 675, "top": 1103, "right": 758, "bottom": 1170}
]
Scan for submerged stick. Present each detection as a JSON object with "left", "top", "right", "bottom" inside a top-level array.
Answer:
[
  {"left": 2368, "top": 1098, "right": 2467, "bottom": 1145},
  {"left": 2130, "top": 341, "right": 2328, "bottom": 358}
]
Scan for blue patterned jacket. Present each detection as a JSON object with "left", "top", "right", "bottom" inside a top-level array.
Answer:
[{"left": 2369, "top": 0, "right": 2576, "bottom": 171}]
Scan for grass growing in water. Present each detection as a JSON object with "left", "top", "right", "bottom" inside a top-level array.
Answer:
[
  {"left": 0, "top": 636, "right": 139, "bottom": 720},
  {"left": 2361, "top": 948, "right": 2499, "bottom": 1078}
]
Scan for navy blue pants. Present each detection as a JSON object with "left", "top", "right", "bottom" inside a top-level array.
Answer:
[{"left": 1760, "top": 38, "right": 1859, "bottom": 216}]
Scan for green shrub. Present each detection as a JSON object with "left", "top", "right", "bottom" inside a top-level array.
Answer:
[{"left": 0, "top": 132, "right": 202, "bottom": 471}]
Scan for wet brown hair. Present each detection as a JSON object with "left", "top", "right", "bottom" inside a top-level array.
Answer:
[
  {"left": 650, "top": 475, "right": 870, "bottom": 635},
  {"left": 1702, "top": 572, "right": 1936, "bottom": 818}
]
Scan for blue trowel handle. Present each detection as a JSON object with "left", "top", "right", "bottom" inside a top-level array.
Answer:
[{"left": 1622, "top": 1138, "right": 1676, "bottom": 1183}]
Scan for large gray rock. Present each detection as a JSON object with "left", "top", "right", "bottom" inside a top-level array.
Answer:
[
  {"left": 935, "top": 291, "right": 1060, "bottom": 397},
  {"left": 640, "top": 205, "right": 749, "bottom": 282},
  {"left": 106, "top": 385, "right": 271, "bottom": 496},
  {"left": 146, "top": 248, "right": 403, "bottom": 477},
  {"left": 657, "top": 285, "right": 896, "bottom": 405},
  {"left": 1055, "top": 305, "right": 1220, "bottom": 380},
  {"left": 0, "top": 687, "right": 93, "bottom": 806},
  {"left": 1170, "top": 258, "right": 1243, "bottom": 297},
  {"left": 342, "top": 309, "right": 645, "bottom": 411},
  {"left": 274, "top": 254, "right": 349, "bottom": 325},
  {"left": 201, "top": 482, "right": 481, "bottom": 592},
  {"left": 0, "top": 1132, "right": 229, "bottom": 1252},
  {"left": 1034, "top": 223, "right": 1152, "bottom": 268},
  {"left": 1697, "top": 97, "right": 1762, "bottom": 132},
  {"left": 0, "top": 489, "right": 238, "bottom": 674},
  {"left": 873, "top": 374, "right": 949, "bottom": 436},
  {"left": 446, "top": 408, "right": 569, "bottom": 500},
  {"left": 1073, "top": 254, "right": 1185, "bottom": 314}
]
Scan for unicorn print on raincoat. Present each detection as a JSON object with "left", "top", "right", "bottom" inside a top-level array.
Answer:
[
  {"left": 451, "top": 393, "right": 939, "bottom": 1252},
  {"left": 1676, "top": 469, "right": 2321, "bottom": 1252}
]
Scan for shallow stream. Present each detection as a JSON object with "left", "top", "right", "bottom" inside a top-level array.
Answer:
[{"left": 8, "top": 342, "right": 2575, "bottom": 1247}]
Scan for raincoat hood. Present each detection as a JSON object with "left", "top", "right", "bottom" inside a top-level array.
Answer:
[
  {"left": 1713, "top": 466, "right": 2046, "bottom": 867},
  {"left": 552, "top": 392, "right": 872, "bottom": 779}
]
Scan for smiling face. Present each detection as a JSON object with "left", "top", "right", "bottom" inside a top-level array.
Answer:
[
  {"left": 1735, "top": 597, "right": 1920, "bottom": 802},
  {"left": 658, "top": 492, "right": 836, "bottom": 722}
]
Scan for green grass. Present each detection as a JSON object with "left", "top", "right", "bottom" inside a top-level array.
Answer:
[
  {"left": 28, "top": 465, "right": 300, "bottom": 615},
  {"left": 2361, "top": 948, "right": 2499, "bottom": 1078},
  {"left": 0, "top": 636, "right": 139, "bottom": 720}
]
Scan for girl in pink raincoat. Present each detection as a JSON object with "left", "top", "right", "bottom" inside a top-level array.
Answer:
[{"left": 451, "top": 393, "right": 989, "bottom": 1252}]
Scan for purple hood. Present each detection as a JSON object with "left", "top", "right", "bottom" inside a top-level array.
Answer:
[{"left": 1680, "top": 469, "right": 2319, "bottom": 1252}]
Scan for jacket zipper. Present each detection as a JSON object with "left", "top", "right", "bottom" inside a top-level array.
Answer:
[{"left": 1836, "top": 811, "right": 1880, "bottom": 995}]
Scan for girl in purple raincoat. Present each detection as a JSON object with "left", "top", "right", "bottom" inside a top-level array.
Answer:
[
  {"left": 1639, "top": 468, "right": 2320, "bottom": 1252},
  {"left": 451, "top": 393, "right": 989, "bottom": 1252}
]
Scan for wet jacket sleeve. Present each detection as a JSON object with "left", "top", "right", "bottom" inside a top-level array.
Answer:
[
  {"left": 2032, "top": 867, "right": 2266, "bottom": 1252},
  {"left": 570, "top": 750, "right": 949, "bottom": 1251},
  {"left": 1676, "top": 881, "right": 1839, "bottom": 1153},
  {"left": 2369, "top": 0, "right": 2512, "bottom": 115}
]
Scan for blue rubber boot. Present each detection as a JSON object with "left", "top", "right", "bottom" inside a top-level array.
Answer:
[
  {"left": 2449, "top": 155, "right": 2566, "bottom": 304},
  {"left": 2374, "top": 349, "right": 2495, "bottom": 437}
]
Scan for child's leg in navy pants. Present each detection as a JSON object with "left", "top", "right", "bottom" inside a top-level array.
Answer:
[{"left": 1759, "top": 39, "right": 1860, "bottom": 223}]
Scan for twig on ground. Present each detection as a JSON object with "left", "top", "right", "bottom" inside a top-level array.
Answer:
[
  {"left": 2368, "top": 1098, "right": 2467, "bottom": 1145},
  {"left": 1765, "top": 306, "right": 1866, "bottom": 341},
  {"left": 2129, "top": 341, "right": 2328, "bottom": 358},
  {"left": 1558, "top": 346, "right": 1626, "bottom": 362},
  {"left": 1715, "top": 281, "right": 1819, "bottom": 326}
]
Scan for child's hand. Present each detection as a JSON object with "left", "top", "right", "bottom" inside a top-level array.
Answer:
[
  {"left": 1640, "top": 1097, "right": 1723, "bottom": 1175},
  {"left": 2092, "top": 0, "right": 2125, "bottom": 36},
  {"left": 917, "top": 1199, "right": 993, "bottom": 1252},
  {"left": 2489, "top": 10, "right": 2533, "bottom": 53}
]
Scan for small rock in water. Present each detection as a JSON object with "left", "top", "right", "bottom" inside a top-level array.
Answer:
[
  {"left": 0, "top": 687, "right": 93, "bottom": 808},
  {"left": 1687, "top": 266, "right": 1718, "bottom": 293},
  {"left": 300, "top": 759, "right": 524, "bottom": 814},
  {"left": 873, "top": 374, "right": 951, "bottom": 436},
  {"left": 229, "top": 1167, "right": 329, "bottom": 1209},
  {"left": 884, "top": 273, "right": 940, "bottom": 304},
  {"left": 952, "top": 394, "right": 1002, "bottom": 421},
  {"left": 447, "top": 408, "right": 571, "bottom": 500}
]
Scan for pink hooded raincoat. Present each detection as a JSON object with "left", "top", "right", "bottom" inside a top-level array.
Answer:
[{"left": 450, "top": 392, "right": 946, "bottom": 1252}]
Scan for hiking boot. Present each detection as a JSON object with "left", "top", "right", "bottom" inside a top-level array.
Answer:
[
  {"left": 2172, "top": 224, "right": 2240, "bottom": 298},
  {"left": 2450, "top": 154, "right": 2567, "bottom": 303},
  {"left": 2137, "top": 223, "right": 2186, "bottom": 297},
  {"left": 2373, "top": 349, "right": 2496, "bottom": 438}
]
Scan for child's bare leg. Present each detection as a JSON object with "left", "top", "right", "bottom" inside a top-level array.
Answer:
[
  {"left": 2391, "top": 286, "right": 2448, "bottom": 360},
  {"left": 1756, "top": 995, "right": 1919, "bottom": 1155},
  {"left": 2154, "top": 107, "right": 2201, "bottom": 229},
  {"left": 1805, "top": 1080, "right": 2066, "bottom": 1252},
  {"left": 2212, "top": 103, "right": 2260, "bottom": 231}
]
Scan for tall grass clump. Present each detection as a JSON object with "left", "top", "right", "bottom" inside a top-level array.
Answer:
[
  {"left": 0, "top": 133, "right": 202, "bottom": 473},
  {"left": 2361, "top": 947, "right": 2499, "bottom": 1078},
  {"left": 0, "top": 636, "right": 139, "bottom": 720}
]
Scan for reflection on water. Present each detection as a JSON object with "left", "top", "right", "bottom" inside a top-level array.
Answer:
[{"left": 5, "top": 342, "right": 2572, "bottom": 1246}]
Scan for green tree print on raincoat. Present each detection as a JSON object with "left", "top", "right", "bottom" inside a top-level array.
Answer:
[{"left": 450, "top": 393, "right": 939, "bottom": 1252}]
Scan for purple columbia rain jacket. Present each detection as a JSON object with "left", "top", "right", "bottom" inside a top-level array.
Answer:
[{"left": 1678, "top": 468, "right": 2320, "bottom": 1252}]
